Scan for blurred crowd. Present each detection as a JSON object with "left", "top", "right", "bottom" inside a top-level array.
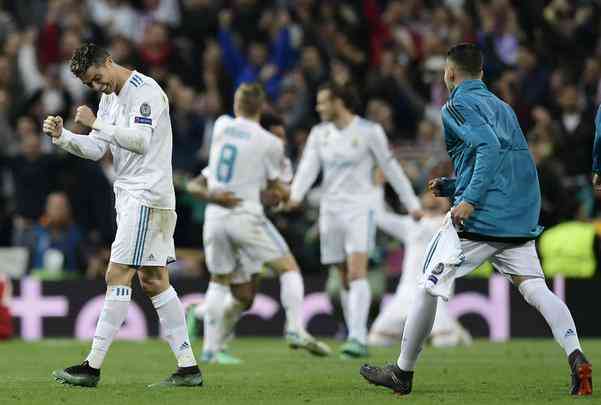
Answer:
[{"left": 1, "top": 0, "right": 601, "bottom": 279}]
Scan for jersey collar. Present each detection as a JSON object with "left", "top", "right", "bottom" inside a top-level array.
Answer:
[
  {"left": 450, "top": 79, "right": 487, "bottom": 99},
  {"left": 117, "top": 71, "right": 141, "bottom": 103}
]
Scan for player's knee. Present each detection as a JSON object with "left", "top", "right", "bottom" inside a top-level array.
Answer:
[
  {"left": 138, "top": 275, "right": 165, "bottom": 296},
  {"left": 230, "top": 284, "right": 256, "bottom": 309},
  {"left": 105, "top": 263, "right": 132, "bottom": 286},
  {"left": 234, "top": 291, "right": 255, "bottom": 310},
  {"left": 517, "top": 277, "right": 547, "bottom": 307}
]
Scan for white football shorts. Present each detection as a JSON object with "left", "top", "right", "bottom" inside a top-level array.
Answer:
[
  {"left": 203, "top": 211, "right": 289, "bottom": 277},
  {"left": 426, "top": 238, "right": 544, "bottom": 281},
  {"left": 110, "top": 189, "right": 177, "bottom": 267},
  {"left": 319, "top": 204, "right": 376, "bottom": 264}
]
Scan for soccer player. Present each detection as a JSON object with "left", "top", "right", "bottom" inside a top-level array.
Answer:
[
  {"left": 43, "top": 43, "right": 202, "bottom": 387},
  {"left": 186, "top": 84, "right": 331, "bottom": 364},
  {"left": 288, "top": 83, "right": 423, "bottom": 358},
  {"left": 360, "top": 43, "right": 592, "bottom": 396},
  {"left": 368, "top": 183, "right": 471, "bottom": 348}
]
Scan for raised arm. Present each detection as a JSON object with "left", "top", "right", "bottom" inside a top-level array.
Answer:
[
  {"left": 43, "top": 115, "right": 108, "bottom": 161},
  {"left": 368, "top": 124, "right": 421, "bottom": 214},
  {"left": 289, "top": 129, "right": 321, "bottom": 204},
  {"left": 77, "top": 87, "right": 167, "bottom": 155}
]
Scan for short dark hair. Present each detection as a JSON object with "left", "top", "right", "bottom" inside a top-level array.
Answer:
[
  {"left": 70, "top": 43, "right": 110, "bottom": 77},
  {"left": 260, "top": 112, "right": 284, "bottom": 130},
  {"left": 447, "top": 43, "right": 483, "bottom": 77},
  {"left": 318, "top": 82, "right": 359, "bottom": 112}
]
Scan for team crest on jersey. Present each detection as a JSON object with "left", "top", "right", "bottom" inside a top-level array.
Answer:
[
  {"left": 140, "top": 102, "right": 151, "bottom": 117},
  {"left": 432, "top": 263, "right": 445, "bottom": 275},
  {"left": 352, "top": 136, "right": 359, "bottom": 147}
]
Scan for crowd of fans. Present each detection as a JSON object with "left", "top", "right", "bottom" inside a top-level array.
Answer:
[{"left": 1, "top": 0, "right": 601, "bottom": 279}]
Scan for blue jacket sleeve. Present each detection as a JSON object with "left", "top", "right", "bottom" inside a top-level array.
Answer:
[
  {"left": 445, "top": 99, "right": 501, "bottom": 206},
  {"left": 218, "top": 29, "right": 246, "bottom": 83},
  {"left": 592, "top": 105, "right": 601, "bottom": 174}
]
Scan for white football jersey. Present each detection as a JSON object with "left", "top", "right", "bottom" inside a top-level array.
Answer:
[
  {"left": 88, "top": 71, "right": 174, "bottom": 209},
  {"left": 204, "top": 115, "right": 285, "bottom": 218},
  {"left": 290, "top": 117, "right": 420, "bottom": 211}
]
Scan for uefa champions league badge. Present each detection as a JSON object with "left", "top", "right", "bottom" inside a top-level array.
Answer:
[{"left": 140, "top": 102, "right": 151, "bottom": 117}]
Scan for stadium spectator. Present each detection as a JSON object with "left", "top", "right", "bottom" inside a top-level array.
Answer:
[
  {"left": 28, "top": 192, "right": 86, "bottom": 275},
  {"left": 7, "top": 133, "right": 57, "bottom": 245},
  {"left": 0, "top": 0, "right": 598, "bottom": 278}
]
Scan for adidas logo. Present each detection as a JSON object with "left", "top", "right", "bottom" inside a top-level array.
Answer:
[
  {"left": 564, "top": 329, "right": 575, "bottom": 338},
  {"left": 179, "top": 342, "right": 190, "bottom": 350},
  {"left": 148, "top": 253, "right": 155, "bottom": 261}
]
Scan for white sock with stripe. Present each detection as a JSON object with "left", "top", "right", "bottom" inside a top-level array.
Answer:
[
  {"left": 203, "top": 282, "right": 229, "bottom": 354},
  {"left": 86, "top": 285, "right": 131, "bottom": 369},
  {"left": 152, "top": 286, "right": 197, "bottom": 368},
  {"left": 518, "top": 278, "right": 582, "bottom": 356},
  {"left": 397, "top": 288, "right": 437, "bottom": 371},
  {"left": 348, "top": 278, "right": 371, "bottom": 344},
  {"left": 339, "top": 288, "right": 351, "bottom": 331},
  {"left": 280, "top": 271, "right": 305, "bottom": 335},
  {"left": 218, "top": 293, "right": 246, "bottom": 349}
]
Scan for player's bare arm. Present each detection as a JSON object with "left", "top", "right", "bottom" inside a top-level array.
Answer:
[
  {"left": 261, "top": 179, "right": 290, "bottom": 208},
  {"left": 186, "top": 175, "right": 241, "bottom": 208}
]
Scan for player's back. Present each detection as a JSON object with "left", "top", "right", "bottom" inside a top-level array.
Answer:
[
  {"left": 206, "top": 115, "right": 283, "bottom": 217},
  {"left": 443, "top": 79, "right": 542, "bottom": 238}
]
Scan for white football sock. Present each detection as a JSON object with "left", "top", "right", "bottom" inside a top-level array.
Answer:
[
  {"left": 370, "top": 293, "right": 409, "bottom": 338},
  {"left": 397, "top": 288, "right": 437, "bottom": 371},
  {"left": 218, "top": 293, "right": 246, "bottom": 349},
  {"left": 431, "top": 298, "right": 454, "bottom": 335},
  {"left": 203, "top": 282, "right": 229, "bottom": 354},
  {"left": 152, "top": 286, "right": 197, "bottom": 368},
  {"left": 340, "top": 288, "right": 351, "bottom": 330},
  {"left": 280, "top": 271, "right": 305, "bottom": 334},
  {"left": 194, "top": 301, "right": 206, "bottom": 319},
  {"left": 518, "top": 278, "right": 581, "bottom": 356},
  {"left": 86, "top": 285, "right": 131, "bottom": 369},
  {"left": 348, "top": 278, "right": 371, "bottom": 344}
]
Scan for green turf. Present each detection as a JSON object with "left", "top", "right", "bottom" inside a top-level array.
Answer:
[{"left": 0, "top": 338, "right": 597, "bottom": 405}]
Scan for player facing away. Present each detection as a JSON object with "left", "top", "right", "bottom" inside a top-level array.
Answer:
[
  {"left": 368, "top": 184, "right": 471, "bottom": 348},
  {"left": 43, "top": 44, "right": 202, "bottom": 387},
  {"left": 360, "top": 43, "right": 592, "bottom": 396},
  {"left": 288, "top": 83, "right": 423, "bottom": 358},
  {"left": 186, "top": 84, "right": 331, "bottom": 364}
]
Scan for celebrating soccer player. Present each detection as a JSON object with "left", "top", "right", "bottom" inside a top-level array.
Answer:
[
  {"left": 185, "top": 84, "right": 331, "bottom": 364},
  {"left": 360, "top": 43, "right": 592, "bottom": 396},
  {"left": 288, "top": 82, "right": 423, "bottom": 358},
  {"left": 43, "top": 43, "right": 202, "bottom": 388}
]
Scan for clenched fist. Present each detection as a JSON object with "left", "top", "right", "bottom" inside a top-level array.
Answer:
[
  {"left": 42, "top": 116, "right": 63, "bottom": 138},
  {"left": 74, "top": 105, "right": 97, "bottom": 128}
]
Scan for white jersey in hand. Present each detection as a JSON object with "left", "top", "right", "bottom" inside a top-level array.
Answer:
[
  {"left": 205, "top": 115, "right": 285, "bottom": 218},
  {"left": 97, "top": 71, "right": 175, "bottom": 208},
  {"left": 291, "top": 117, "right": 420, "bottom": 211}
]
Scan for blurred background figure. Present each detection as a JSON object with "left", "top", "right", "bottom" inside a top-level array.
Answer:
[{"left": 27, "top": 192, "right": 85, "bottom": 277}]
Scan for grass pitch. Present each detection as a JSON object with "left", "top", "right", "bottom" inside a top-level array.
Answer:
[{"left": 0, "top": 338, "right": 598, "bottom": 405}]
